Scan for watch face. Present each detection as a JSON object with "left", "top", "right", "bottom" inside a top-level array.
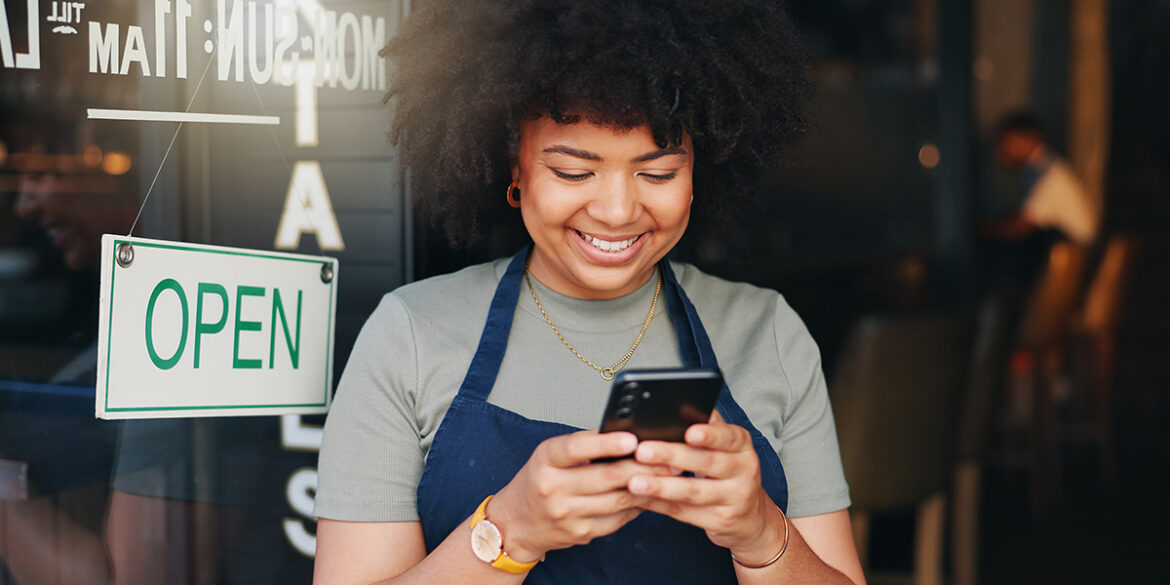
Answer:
[{"left": 471, "top": 520, "right": 503, "bottom": 563}]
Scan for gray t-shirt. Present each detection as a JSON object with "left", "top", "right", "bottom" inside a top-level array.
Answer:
[{"left": 315, "top": 259, "right": 850, "bottom": 521}]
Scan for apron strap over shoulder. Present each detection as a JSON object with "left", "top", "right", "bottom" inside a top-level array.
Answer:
[
  {"left": 658, "top": 260, "right": 773, "bottom": 453},
  {"left": 456, "top": 247, "right": 529, "bottom": 402}
]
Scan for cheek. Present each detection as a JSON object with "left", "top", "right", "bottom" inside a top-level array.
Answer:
[
  {"left": 674, "top": 206, "right": 693, "bottom": 236},
  {"left": 522, "top": 180, "right": 579, "bottom": 225},
  {"left": 656, "top": 186, "right": 694, "bottom": 227}
]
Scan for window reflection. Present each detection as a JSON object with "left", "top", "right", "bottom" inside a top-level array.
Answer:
[{"left": 2, "top": 1, "right": 404, "bottom": 583}]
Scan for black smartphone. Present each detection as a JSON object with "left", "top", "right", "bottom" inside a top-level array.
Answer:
[{"left": 598, "top": 368, "right": 723, "bottom": 443}]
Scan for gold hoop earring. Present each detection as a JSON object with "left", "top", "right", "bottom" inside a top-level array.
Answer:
[{"left": 506, "top": 183, "right": 521, "bottom": 208}]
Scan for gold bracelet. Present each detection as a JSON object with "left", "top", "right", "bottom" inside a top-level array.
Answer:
[{"left": 730, "top": 507, "right": 790, "bottom": 569}]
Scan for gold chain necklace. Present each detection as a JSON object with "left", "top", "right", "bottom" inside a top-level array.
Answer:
[{"left": 524, "top": 268, "right": 662, "bottom": 381}]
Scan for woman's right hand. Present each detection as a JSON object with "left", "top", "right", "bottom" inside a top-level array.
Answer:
[{"left": 484, "top": 430, "right": 666, "bottom": 563}]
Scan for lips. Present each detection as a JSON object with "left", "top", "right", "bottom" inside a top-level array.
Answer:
[
  {"left": 570, "top": 229, "right": 649, "bottom": 267},
  {"left": 576, "top": 230, "right": 642, "bottom": 252}
]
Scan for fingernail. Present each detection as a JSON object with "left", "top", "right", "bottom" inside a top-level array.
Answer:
[
  {"left": 620, "top": 434, "right": 637, "bottom": 451},
  {"left": 690, "top": 427, "right": 705, "bottom": 442},
  {"left": 629, "top": 476, "right": 648, "bottom": 493}
]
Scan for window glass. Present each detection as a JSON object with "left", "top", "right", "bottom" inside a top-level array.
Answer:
[{"left": 1, "top": 2, "right": 407, "bottom": 583}]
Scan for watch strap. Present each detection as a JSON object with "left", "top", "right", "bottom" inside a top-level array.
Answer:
[
  {"left": 490, "top": 550, "right": 540, "bottom": 574},
  {"left": 471, "top": 495, "right": 540, "bottom": 574}
]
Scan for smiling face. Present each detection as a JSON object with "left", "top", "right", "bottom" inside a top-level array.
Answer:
[
  {"left": 514, "top": 118, "right": 694, "bottom": 300},
  {"left": 13, "top": 159, "right": 133, "bottom": 271}
]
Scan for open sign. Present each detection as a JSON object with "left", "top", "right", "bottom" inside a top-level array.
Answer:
[{"left": 96, "top": 235, "right": 337, "bottom": 419}]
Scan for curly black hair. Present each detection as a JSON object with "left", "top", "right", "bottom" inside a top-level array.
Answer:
[
  {"left": 384, "top": 0, "right": 811, "bottom": 247},
  {"left": 995, "top": 109, "right": 1045, "bottom": 140}
]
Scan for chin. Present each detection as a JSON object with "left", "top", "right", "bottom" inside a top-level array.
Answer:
[
  {"left": 579, "top": 263, "right": 655, "bottom": 291},
  {"left": 63, "top": 247, "right": 98, "bottom": 271}
]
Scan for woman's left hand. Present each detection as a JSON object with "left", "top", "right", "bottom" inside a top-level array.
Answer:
[{"left": 626, "top": 411, "right": 787, "bottom": 563}]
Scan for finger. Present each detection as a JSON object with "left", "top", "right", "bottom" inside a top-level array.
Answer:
[
  {"left": 568, "top": 458, "right": 676, "bottom": 493},
  {"left": 684, "top": 420, "right": 752, "bottom": 454},
  {"left": 636, "top": 496, "right": 702, "bottom": 526},
  {"left": 708, "top": 409, "right": 724, "bottom": 424},
  {"left": 593, "top": 507, "right": 643, "bottom": 535},
  {"left": 543, "top": 430, "right": 638, "bottom": 468},
  {"left": 633, "top": 440, "right": 737, "bottom": 478},
  {"left": 627, "top": 474, "right": 722, "bottom": 506},
  {"left": 552, "top": 489, "right": 653, "bottom": 520},
  {"left": 564, "top": 508, "right": 643, "bottom": 545}
]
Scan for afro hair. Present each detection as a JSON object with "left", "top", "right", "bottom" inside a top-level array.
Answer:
[{"left": 384, "top": 0, "right": 812, "bottom": 247}]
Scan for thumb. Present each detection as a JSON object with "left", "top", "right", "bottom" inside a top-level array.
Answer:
[{"left": 708, "top": 409, "right": 724, "bottom": 424}]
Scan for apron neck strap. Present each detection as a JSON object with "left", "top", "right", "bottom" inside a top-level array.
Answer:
[
  {"left": 456, "top": 247, "right": 529, "bottom": 401},
  {"left": 660, "top": 260, "right": 758, "bottom": 425},
  {"left": 659, "top": 259, "right": 713, "bottom": 369}
]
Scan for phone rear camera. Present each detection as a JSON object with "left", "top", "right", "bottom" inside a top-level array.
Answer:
[
  {"left": 619, "top": 394, "right": 637, "bottom": 407},
  {"left": 616, "top": 407, "right": 633, "bottom": 419}
]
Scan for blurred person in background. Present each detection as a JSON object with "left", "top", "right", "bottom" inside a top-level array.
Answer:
[
  {"left": 7, "top": 119, "right": 138, "bottom": 380},
  {"left": 13, "top": 140, "right": 137, "bottom": 273},
  {"left": 980, "top": 110, "right": 1100, "bottom": 287}
]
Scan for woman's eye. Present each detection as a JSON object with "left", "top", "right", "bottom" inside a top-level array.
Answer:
[
  {"left": 641, "top": 171, "right": 679, "bottom": 183},
  {"left": 551, "top": 169, "right": 592, "bottom": 181}
]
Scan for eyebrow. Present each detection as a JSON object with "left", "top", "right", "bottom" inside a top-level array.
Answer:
[
  {"left": 632, "top": 146, "right": 688, "bottom": 163},
  {"left": 541, "top": 145, "right": 689, "bottom": 163},
  {"left": 542, "top": 145, "right": 602, "bottom": 161}
]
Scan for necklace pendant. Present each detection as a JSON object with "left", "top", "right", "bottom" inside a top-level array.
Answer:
[{"left": 525, "top": 267, "right": 661, "bottom": 385}]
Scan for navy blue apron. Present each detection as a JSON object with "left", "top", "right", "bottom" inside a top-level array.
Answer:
[{"left": 416, "top": 249, "right": 788, "bottom": 584}]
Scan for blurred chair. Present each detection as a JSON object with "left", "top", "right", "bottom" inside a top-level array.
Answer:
[
  {"left": 996, "top": 241, "right": 1088, "bottom": 515},
  {"left": 832, "top": 312, "right": 974, "bottom": 585},
  {"left": 1062, "top": 234, "right": 1138, "bottom": 489},
  {"left": 1016, "top": 242, "right": 1089, "bottom": 352},
  {"left": 951, "top": 295, "right": 1015, "bottom": 585}
]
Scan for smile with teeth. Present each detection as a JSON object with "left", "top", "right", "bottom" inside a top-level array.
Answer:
[{"left": 577, "top": 230, "right": 642, "bottom": 253}]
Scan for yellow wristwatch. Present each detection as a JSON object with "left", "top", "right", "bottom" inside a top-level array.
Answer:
[{"left": 469, "top": 495, "right": 540, "bottom": 574}]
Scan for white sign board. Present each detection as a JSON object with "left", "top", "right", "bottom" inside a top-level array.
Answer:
[{"left": 96, "top": 235, "right": 337, "bottom": 419}]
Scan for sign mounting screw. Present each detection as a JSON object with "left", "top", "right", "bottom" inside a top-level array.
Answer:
[
  {"left": 116, "top": 242, "right": 134, "bottom": 268},
  {"left": 320, "top": 262, "right": 334, "bottom": 283}
]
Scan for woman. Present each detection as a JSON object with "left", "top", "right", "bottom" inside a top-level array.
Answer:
[{"left": 314, "top": 1, "right": 865, "bottom": 583}]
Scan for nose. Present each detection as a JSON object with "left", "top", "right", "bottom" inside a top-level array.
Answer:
[{"left": 586, "top": 174, "right": 641, "bottom": 227}]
